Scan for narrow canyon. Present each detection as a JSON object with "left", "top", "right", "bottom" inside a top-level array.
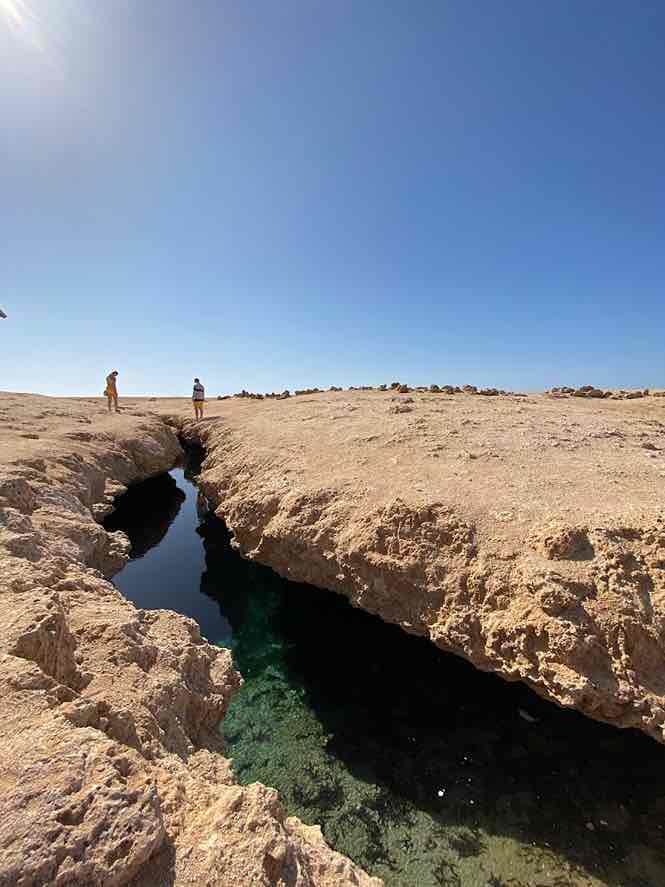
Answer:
[{"left": 1, "top": 388, "right": 664, "bottom": 885}]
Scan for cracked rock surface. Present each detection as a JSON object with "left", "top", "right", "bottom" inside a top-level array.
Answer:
[
  {"left": 0, "top": 393, "right": 380, "bottom": 887},
  {"left": 170, "top": 388, "right": 665, "bottom": 743}
]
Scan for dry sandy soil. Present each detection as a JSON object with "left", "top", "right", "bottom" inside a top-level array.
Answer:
[{"left": 1, "top": 387, "right": 665, "bottom": 884}]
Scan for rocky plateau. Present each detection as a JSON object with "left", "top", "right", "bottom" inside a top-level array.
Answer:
[
  {"left": 2, "top": 386, "right": 665, "bottom": 885},
  {"left": 0, "top": 392, "right": 380, "bottom": 887}
]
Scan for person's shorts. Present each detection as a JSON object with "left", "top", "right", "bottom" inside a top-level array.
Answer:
[{"left": 193, "top": 399, "right": 205, "bottom": 404}]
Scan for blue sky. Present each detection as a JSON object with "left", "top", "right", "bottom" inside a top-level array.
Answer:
[{"left": 1, "top": 0, "right": 664, "bottom": 396}]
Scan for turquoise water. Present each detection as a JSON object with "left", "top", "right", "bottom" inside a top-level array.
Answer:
[{"left": 107, "top": 467, "right": 665, "bottom": 887}]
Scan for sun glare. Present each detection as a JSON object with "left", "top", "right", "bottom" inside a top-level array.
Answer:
[{"left": 0, "top": 0, "right": 44, "bottom": 51}]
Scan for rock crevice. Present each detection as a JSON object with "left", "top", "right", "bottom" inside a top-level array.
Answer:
[
  {"left": 178, "top": 390, "right": 665, "bottom": 744},
  {"left": 0, "top": 397, "right": 379, "bottom": 887}
]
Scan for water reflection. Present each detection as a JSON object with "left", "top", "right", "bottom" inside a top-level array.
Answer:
[
  {"left": 105, "top": 467, "right": 232, "bottom": 645},
  {"left": 104, "top": 473, "right": 185, "bottom": 558},
  {"left": 106, "top": 468, "right": 665, "bottom": 887}
]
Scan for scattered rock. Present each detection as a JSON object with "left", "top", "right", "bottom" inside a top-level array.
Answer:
[
  {"left": 234, "top": 389, "right": 265, "bottom": 400},
  {"left": 573, "top": 387, "right": 605, "bottom": 398},
  {"left": 529, "top": 523, "right": 593, "bottom": 560}
]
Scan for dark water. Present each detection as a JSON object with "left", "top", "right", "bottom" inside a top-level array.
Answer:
[{"left": 106, "top": 468, "right": 665, "bottom": 887}]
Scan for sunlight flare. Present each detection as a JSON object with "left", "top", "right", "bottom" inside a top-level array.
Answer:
[{"left": 0, "top": 0, "right": 44, "bottom": 51}]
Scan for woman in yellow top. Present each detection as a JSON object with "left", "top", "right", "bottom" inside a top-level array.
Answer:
[{"left": 104, "top": 370, "right": 119, "bottom": 412}]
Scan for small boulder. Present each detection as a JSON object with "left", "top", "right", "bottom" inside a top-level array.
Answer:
[{"left": 529, "top": 523, "right": 593, "bottom": 560}]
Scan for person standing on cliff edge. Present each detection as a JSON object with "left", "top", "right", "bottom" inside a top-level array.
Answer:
[
  {"left": 104, "top": 370, "right": 119, "bottom": 413},
  {"left": 192, "top": 377, "right": 205, "bottom": 420}
]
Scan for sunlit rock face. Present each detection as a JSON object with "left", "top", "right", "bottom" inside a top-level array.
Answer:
[
  {"left": 0, "top": 393, "right": 380, "bottom": 887},
  {"left": 177, "top": 388, "right": 665, "bottom": 744},
  {"left": 2, "top": 386, "right": 665, "bottom": 886},
  {"left": 105, "top": 451, "right": 665, "bottom": 887}
]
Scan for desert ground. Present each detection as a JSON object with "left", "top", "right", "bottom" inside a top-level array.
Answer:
[{"left": 1, "top": 386, "right": 664, "bottom": 885}]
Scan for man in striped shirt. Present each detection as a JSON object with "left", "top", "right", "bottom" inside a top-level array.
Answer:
[{"left": 192, "top": 378, "right": 205, "bottom": 420}]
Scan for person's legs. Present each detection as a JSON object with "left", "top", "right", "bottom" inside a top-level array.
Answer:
[
  {"left": 113, "top": 394, "right": 119, "bottom": 412},
  {"left": 107, "top": 395, "right": 112, "bottom": 412},
  {"left": 192, "top": 400, "right": 197, "bottom": 418},
  {"left": 199, "top": 401, "right": 204, "bottom": 418}
]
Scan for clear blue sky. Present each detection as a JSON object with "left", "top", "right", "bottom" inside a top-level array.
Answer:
[{"left": 1, "top": 0, "right": 663, "bottom": 396}]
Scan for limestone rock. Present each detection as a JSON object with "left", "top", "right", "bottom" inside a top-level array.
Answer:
[
  {"left": 0, "top": 394, "right": 379, "bottom": 887},
  {"left": 182, "top": 389, "right": 665, "bottom": 744}
]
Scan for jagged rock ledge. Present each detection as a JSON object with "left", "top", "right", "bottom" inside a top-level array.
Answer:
[
  {"left": 0, "top": 394, "right": 380, "bottom": 887},
  {"left": 174, "top": 388, "right": 665, "bottom": 744},
  {"left": 2, "top": 387, "right": 664, "bottom": 885}
]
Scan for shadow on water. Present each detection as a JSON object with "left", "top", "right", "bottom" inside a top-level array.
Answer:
[
  {"left": 104, "top": 473, "right": 186, "bottom": 557},
  {"left": 107, "top": 467, "right": 665, "bottom": 887}
]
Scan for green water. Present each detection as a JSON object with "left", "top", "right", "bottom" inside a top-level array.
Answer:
[{"left": 110, "top": 469, "right": 665, "bottom": 887}]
